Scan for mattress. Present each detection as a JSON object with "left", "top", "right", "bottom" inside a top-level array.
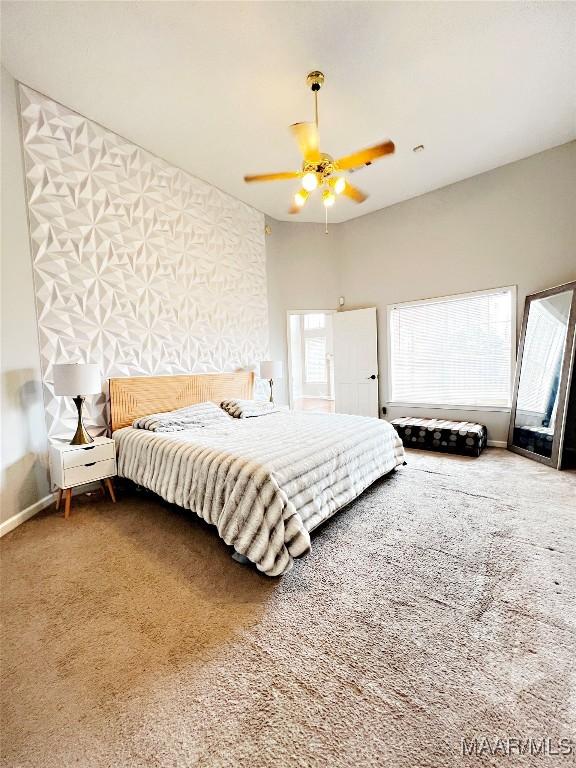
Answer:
[{"left": 113, "top": 410, "right": 405, "bottom": 576}]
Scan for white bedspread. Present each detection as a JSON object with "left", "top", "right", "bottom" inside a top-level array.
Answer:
[{"left": 114, "top": 411, "right": 405, "bottom": 576}]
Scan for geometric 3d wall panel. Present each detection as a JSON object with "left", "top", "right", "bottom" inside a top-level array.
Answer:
[{"left": 19, "top": 85, "right": 268, "bottom": 440}]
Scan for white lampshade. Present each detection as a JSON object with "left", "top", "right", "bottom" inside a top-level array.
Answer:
[
  {"left": 53, "top": 363, "right": 101, "bottom": 396},
  {"left": 259, "top": 360, "right": 283, "bottom": 380}
]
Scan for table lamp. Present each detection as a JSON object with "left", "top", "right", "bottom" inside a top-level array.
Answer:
[
  {"left": 53, "top": 363, "right": 101, "bottom": 445},
  {"left": 259, "top": 360, "right": 283, "bottom": 403}
]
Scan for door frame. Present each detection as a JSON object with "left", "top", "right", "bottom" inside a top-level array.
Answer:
[{"left": 286, "top": 309, "right": 336, "bottom": 410}]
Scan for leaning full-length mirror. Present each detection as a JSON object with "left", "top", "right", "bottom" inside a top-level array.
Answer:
[{"left": 509, "top": 281, "right": 576, "bottom": 468}]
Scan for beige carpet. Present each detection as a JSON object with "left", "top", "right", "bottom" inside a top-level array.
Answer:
[{"left": 1, "top": 449, "right": 575, "bottom": 767}]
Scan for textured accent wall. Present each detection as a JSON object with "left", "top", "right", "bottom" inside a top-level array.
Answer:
[{"left": 18, "top": 85, "right": 268, "bottom": 439}]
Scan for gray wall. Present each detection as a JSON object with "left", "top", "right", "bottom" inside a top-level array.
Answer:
[
  {"left": 1, "top": 67, "right": 50, "bottom": 525},
  {"left": 266, "top": 142, "right": 576, "bottom": 443},
  {"left": 265, "top": 219, "right": 340, "bottom": 405},
  {"left": 1, "top": 59, "right": 574, "bottom": 527}
]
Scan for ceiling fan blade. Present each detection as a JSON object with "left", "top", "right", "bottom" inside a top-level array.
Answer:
[
  {"left": 244, "top": 171, "right": 300, "bottom": 183},
  {"left": 290, "top": 122, "right": 320, "bottom": 162},
  {"left": 336, "top": 140, "right": 395, "bottom": 171},
  {"left": 342, "top": 182, "right": 368, "bottom": 203}
]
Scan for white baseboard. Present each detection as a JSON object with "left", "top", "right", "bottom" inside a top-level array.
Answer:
[
  {"left": 0, "top": 494, "right": 54, "bottom": 537},
  {"left": 487, "top": 440, "right": 507, "bottom": 448}
]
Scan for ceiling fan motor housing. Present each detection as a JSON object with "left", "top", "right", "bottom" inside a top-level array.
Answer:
[{"left": 303, "top": 153, "right": 336, "bottom": 184}]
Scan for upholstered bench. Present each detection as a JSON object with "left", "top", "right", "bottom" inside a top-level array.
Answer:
[{"left": 390, "top": 417, "right": 487, "bottom": 457}]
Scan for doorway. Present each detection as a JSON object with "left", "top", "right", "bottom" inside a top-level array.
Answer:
[
  {"left": 287, "top": 307, "right": 380, "bottom": 417},
  {"left": 287, "top": 311, "right": 335, "bottom": 413}
]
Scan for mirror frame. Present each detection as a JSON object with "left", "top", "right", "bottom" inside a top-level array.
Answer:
[{"left": 508, "top": 280, "right": 576, "bottom": 468}]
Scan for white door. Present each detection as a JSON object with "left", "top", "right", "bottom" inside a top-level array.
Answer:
[{"left": 333, "top": 307, "right": 379, "bottom": 417}]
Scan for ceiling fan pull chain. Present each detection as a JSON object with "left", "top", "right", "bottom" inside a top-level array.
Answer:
[{"left": 325, "top": 205, "right": 328, "bottom": 235}]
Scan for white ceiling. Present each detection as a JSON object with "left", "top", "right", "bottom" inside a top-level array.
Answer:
[{"left": 2, "top": 1, "right": 575, "bottom": 223}]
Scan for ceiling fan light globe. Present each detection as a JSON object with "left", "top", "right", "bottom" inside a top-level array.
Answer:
[
  {"left": 322, "top": 190, "right": 336, "bottom": 207},
  {"left": 294, "top": 190, "right": 308, "bottom": 207},
  {"left": 302, "top": 172, "right": 318, "bottom": 192},
  {"left": 334, "top": 177, "right": 346, "bottom": 195}
]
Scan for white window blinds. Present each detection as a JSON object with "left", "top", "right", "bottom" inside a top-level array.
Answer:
[
  {"left": 388, "top": 288, "right": 513, "bottom": 407},
  {"left": 303, "top": 313, "right": 325, "bottom": 330},
  {"left": 305, "top": 336, "right": 327, "bottom": 383}
]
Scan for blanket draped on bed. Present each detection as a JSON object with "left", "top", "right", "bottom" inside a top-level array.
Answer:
[{"left": 114, "top": 412, "right": 404, "bottom": 576}]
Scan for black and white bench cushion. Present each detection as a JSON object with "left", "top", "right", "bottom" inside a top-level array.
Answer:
[{"left": 390, "top": 417, "right": 487, "bottom": 457}]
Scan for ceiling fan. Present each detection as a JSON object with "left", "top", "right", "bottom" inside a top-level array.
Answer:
[{"left": 243, "top": 71, "right": 395, "bottom": 216}]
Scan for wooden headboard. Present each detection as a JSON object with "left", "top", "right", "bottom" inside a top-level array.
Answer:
[{"left": 108, "top": 371, "right": 255, "bottom": 432}]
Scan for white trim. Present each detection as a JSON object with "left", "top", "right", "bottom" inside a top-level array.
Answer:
[
  {"left": 0, "top": 494, "right": 54, "bottom": 537},
  {"left": 387, "top": 284, "right": 516, "bottom": 311},
  {"left": 386, "top": 285, "right": 517, "bottom": 409},
  {"left": 286, "top": 309, "right": 337, "bottom": 316},
  {"left": 487, "top": 440, "right": 507, "bottom": 448},
  {"left": 387, "top": 401, "right": 511, "bottom": 413}
]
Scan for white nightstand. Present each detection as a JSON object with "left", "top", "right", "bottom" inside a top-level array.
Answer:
[{"left": 49, "top": 436, "right": 117, "bottom": 518}]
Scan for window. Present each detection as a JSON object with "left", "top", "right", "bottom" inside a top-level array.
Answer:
[
  {"left": 304, "top": 336, "right": 327, "bottom": 383},
  {"left": 303, "top": 313, "right": 326, "bottom": 330},
  {"left": 388, "top": 287, "right": 514, "bottom": 408}
]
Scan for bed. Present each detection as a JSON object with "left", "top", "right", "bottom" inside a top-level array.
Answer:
[{"left": 110, "top": 373, "right": 405, "bottom": 576}]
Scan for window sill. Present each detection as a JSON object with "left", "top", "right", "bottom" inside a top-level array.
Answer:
[{"left": 387, "top": 402, "right": 511, "bottom": 413}]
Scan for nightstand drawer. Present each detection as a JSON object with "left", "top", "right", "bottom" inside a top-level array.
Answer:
[
  {"left": 62, "top": 442, "right": 115, "bottom": 469},
  {"left": 63, "top": 457, "right": 116, "bottom": 488}
]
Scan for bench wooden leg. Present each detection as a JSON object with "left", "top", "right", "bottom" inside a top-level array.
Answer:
[
  {"left": 64, "top": 488, "right": 72, "bottom": 519},
  {"left": 55, "top": 488, "right": 63, "bottom": 511}
]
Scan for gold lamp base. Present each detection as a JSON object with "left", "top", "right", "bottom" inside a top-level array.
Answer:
[{"left": 70, "top": 395, "right": 94, "bottom": 445}]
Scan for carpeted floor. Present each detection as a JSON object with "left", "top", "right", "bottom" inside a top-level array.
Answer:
[{"left": 1, "top": 448, "right": 575, "bottom": 768}]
